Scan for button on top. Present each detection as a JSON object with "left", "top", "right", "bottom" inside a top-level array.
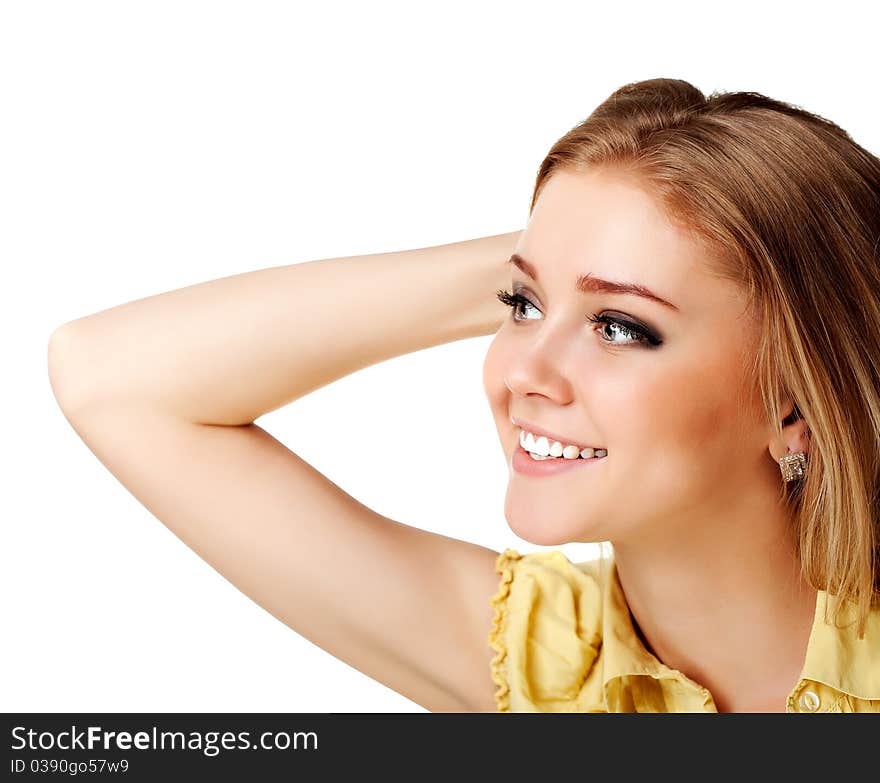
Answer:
[{"left": 799, "top": 689, "right": 820, "bottom": 712}]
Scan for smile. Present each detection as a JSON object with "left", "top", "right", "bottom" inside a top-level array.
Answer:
[{"left": 518, "top": 427, "right": 607, "bottom": 460}]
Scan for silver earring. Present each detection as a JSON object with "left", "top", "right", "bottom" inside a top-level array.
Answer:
[{"left": 779, "top": 451, "right": 807, "bottom": 482}]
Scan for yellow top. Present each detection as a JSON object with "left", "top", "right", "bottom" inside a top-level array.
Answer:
[{"left": 488, "top": 548, "right": 880, "bottom": 713}]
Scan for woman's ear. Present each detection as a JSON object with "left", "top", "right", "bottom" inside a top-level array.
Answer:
[{"left": 769, "top": 399, "right": 811, "bottom": 463}]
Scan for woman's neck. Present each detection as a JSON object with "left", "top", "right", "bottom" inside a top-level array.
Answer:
[{"left": 611, "top": 498, "right": 818, "bottom": 713}]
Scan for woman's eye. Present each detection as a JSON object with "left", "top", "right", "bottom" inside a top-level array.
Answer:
[
  {"left": 496, "top": 289, "right": 541, "bottom": 320},
  {"left": 495, "top": 289, "right": 662, "bottom": 348},
  {"left": 585, "top": 313, "right": 654, "bottom": 346}
]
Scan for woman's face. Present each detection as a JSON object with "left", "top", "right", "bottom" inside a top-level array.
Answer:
[{"left": 483, "top": 167, "right": 770, "bottom": 547}]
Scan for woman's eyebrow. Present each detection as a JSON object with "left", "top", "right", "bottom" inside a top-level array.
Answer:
[{"left": 508, "top": 253, "right": 680, "bottom": 312}]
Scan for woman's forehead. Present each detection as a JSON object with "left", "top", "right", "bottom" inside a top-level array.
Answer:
[{"left": 521, "top": 169, "right": 750, "bottom": 321}]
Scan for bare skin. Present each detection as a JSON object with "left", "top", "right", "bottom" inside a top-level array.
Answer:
[
  {"left": 48, "top": 161, "right": 816, "bottom": 713},
  {"left": 482, "top": 168, "right": 816, "bottom": 713},
  {"left": 48, "top": 229, "right": 521, "bottom": 714}
]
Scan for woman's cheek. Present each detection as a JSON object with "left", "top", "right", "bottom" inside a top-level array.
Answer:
[{"left": 482, "top": 336, "right": 514, "bottom": 432}]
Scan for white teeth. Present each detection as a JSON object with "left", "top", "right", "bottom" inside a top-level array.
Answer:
[
  {"left": 534, "top": 435, "right": 551, "bottom": 456},
  {"left": 519, "top": 428, "right": 606, "bottom": 460},
  {"left": 522, "top": 431, "right": 543, "bottom": 454}
]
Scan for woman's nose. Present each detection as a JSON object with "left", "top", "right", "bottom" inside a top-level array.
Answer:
[{"left": 504, "top": 342, "right": 577, "bottom": 404}]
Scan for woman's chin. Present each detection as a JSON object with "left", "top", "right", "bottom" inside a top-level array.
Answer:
[{"left": 505, "top": 512, "right": 598, "bottom": 547}]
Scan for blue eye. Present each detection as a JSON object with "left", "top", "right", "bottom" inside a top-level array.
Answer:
[{"left": 495, "top": 289, "right": 662, "bottom": 348}]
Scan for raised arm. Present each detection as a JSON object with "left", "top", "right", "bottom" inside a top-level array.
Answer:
[
  {"left": 49, "top": 233, "right": 519, "bottom": 424},
  {"left": 48, "top": 230, "right": 521, "bottom": 712}
]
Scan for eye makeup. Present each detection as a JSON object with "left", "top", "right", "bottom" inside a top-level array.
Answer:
[{"left": 496, "top": 288, "right": 664, "bottom": 348}]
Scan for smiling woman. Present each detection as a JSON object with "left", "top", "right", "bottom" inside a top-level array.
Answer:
[
  {"left": 48, "top": 77, "right": 880, "bottom": 714},
  {"left": 482, "top": 78, "right": 880, "bottom": 712}
]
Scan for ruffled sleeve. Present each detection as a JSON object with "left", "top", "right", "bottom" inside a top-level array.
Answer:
[
  {"left": 488, "top": 548, "right": 604, "bottom": 712},
  {"left": 488, "top": 549, "right": 521, "bottom": 712}
]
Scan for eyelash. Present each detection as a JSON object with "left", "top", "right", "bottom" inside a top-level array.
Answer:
[{"left": 495, "top": 289, "right": 662, "bottom": 348}]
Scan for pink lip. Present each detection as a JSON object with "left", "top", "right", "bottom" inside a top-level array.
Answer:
[{"left": 510, "top": 417, "right": 602, "bottom": 450}]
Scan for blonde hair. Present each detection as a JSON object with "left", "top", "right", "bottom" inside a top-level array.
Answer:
[{"left": 530, "top": 78, "right": 880, "bottom": 638}]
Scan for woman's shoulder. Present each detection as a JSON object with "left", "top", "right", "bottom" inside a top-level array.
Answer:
[
  {"left": 488, "top": 548, "right": 608, "bottom": 712},
  {"left": 492, "top": 547, "right": 607, "bottom": 596}
]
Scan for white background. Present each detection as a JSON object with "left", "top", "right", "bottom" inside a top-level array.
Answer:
[{"left": 3, "top": 0, "right": 878, "bottom": 712}]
